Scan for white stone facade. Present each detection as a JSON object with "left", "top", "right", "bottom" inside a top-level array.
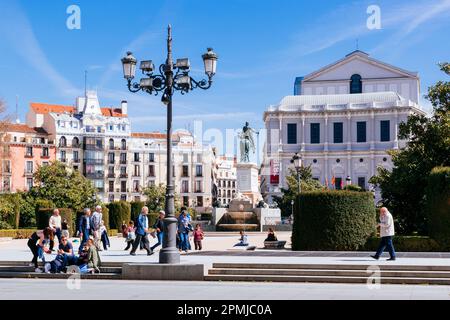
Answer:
[
  {"left": 261, "top": 51, "right": 427, "bottom": 203},
  {"left": 214, "top": 156, "right": 237, "bottom": 205}
]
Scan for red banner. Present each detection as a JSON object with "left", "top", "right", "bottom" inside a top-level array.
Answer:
[{"left": 270, "top": 159, "right": 280, "bottom": 185}]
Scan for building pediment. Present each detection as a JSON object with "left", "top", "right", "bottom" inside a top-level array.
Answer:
[{"left": 303, "top": 51, "right": 418, "bottom": 82}]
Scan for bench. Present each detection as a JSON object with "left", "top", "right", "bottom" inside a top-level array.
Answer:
[{"left": 264, "top": 241, "right": 287, "bottom": 249}]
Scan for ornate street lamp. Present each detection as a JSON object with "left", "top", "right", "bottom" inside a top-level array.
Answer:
[
  {"left": 291, "top": 153, "right": 302, "bottom": 194},
  {"left": 121, "top": 25, "right": 218, "bottom": 264}
]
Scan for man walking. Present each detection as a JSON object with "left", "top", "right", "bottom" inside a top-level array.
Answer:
[
  {"left": 130, "top": 206, "right": 152, "bottom": 256},
  {"left": 91, "top": 205, "right": 103, "bottom": 251},
  {"left": 78, "top": 208, "right": 92, "bottom": 254},
  {"left": 48, "top": 209, "right": 62, "bottom": 251},
  {"left": 150, "top": 211, "right": 165, "bottom": 255},
  {"left": 371, "top": 207, "right": 397, "bottom": 261}
]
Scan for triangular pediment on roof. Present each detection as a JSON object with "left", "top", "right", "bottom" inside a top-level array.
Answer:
[{"left": 303, "top": 51, "right": 418, "bottom": 82}]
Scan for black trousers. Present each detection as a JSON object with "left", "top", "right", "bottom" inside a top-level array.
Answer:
[
  {"left": 27, "top": 239, "right": 39, "bottom": 268},
  {"left": 49, "top": 228, "right": 61, "bottom": 251},
  {"left": 131, "top": 234, "right": 150, "bottom": 254}
]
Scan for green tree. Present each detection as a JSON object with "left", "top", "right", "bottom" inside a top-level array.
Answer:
[
  {"left": 273, "top": 166, "right": 323, "bottom": 217},
  {"left": 30, "top": 161, "right": 98, "bottom": 213},
  {"left": 370, "top": 63, "right": 450, "bottom": 235},
  {"left": 142, "top": 184, "right": 182, "bottom": 213}
]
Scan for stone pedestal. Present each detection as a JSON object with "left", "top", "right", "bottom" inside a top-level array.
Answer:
[{"left": 236, "top": 162, "right": 262, "bottom": 205}]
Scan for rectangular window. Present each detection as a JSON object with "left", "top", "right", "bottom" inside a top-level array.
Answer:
[
  {"left": 197, "top": 154, "right": 202, "bottom": 163},
  {"left": 109, "top": 181, "right": 114, "bottom": 192},
  {"left": 335, "top": 177, "right": 343, "bottom": 190},
  {"left": 120, "top": 194, "right": 127, "bottom": 201},
  {"left": 120, "top": 153, "right": 127, "bottom": 164},
  {"left": 133, "top": 181, "right": 140, "bottom": 193},
  {"left": 42, "top": 147, "right": 49, "bottom": 157},
  {"left": 134, "top": 165, "right": 140, "bottom": 177},
  {"left": 26, "top": 146, "right": 33, "bottom": 157},
  {"left": 333, "top": 122, "right": 343, "bottom": 144},
  {"left": 287, "top": 123, "right": 297, "bottom": 144},
  {"left": 358, "top": 177, "right": 366, "bottom": 190},
  {"left": 195, "top": 181, "right": 202, "bottom": 193},
  {"left": 26, "top": 161, "right": 33, "bottom": 174},
  {"left": 2, "top": 160, "right": 11, "bottom": 173},
  {"left": 183, "top": 196, "right": 189, "bottom": 207},
  {"left": 109, "top": 195, "right": 115, "bottom": 203},
  {"left": 149, "top": 153, "right": 155, "bottom": 162},
  {"left": 148, "top": 180, "right": 155, "bottom": 187},
  {"left": 134, "top": 153, "right": 140, "bottom": 162},
  {"left": 196, "top": 165, "right": 203, "bottom": 177},
  {"left": 311, "top": 123, "right": 320, "bottom": 144},
  {"left": 60, "top": 151, "right": 66, "bottom": 162},
  {"left": 181, "top": 181, "right": 189, "bottom": 193},
  {"left": 149, "top": 165, "right": 155, "bottom": 177},
  {"left": 121, "top": 181, "right": 127, "bottom": 193},
  {"left": 197, "top": 196, "right": 203, "bottom": 207},
  {"left": 357, "top": 122, "right": 367, "bottom": 143},
  {"left": 183, "top": 154, "right": 189, "bottom": 163},
  {"left": 27, "top": 178, "right": 33, "bottom": 191},
  {"left": 381, "top": 120, "right": 390, "bottom": 142},
  {"left": 182, "top": 165, "right": 189, "bottom": 177}
]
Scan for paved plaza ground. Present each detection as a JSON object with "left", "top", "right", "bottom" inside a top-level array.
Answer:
[{"left": 1, "top": 232, "right": 450, "bottom": 300}]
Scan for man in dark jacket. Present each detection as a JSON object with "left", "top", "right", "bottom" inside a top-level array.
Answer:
[{"left": 150, "top": 211, "right": 165, "bottom": 255}]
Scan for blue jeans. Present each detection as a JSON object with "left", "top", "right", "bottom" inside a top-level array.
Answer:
[
  {"left": 151, "top": 232, "right": 164, "bottom": 251},
  {"left": 179, "top": 232, "right": 189, "bottom": 251},
  {"left": 375, "top": 236, "right": 396, "bottom": 259}
]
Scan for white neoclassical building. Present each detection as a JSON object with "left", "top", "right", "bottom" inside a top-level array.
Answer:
[{"left": 261, "top": 50, "right": 426, "bottom": 203}]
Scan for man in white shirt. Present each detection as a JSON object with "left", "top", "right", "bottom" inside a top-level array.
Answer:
[
  {"left": 48, "top": 209, "right": 62, "bottom": 251},
  {"left": 371, "top": 207, "right": 397, "bottom": 261},
  {"left": 91, "top": 206, "right": 103, "bottom": 251}
]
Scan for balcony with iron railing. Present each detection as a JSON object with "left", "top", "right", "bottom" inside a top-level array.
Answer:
[
  {"left": 84, "top": 144, "right": 105, "bottom": 151},
  {"left": 85, "top": 171, "right": 105, "bottom": 179},
  {"left": 119, "top": 173, "right": 129, "bottom": 179},
  {"left": 107, "top": 173, "right": 116, "bottom": 179},
  {"left": 84, "top": 159, "right": 105, "bottom": 165}
]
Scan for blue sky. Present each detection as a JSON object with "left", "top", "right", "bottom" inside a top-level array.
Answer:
[{"left": 0, "top": 0, "right": 449, "bottom": 151}]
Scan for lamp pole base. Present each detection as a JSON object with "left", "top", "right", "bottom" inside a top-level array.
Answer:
[{"left": 159, "top": 248, "right": 180, "bottom": 264}]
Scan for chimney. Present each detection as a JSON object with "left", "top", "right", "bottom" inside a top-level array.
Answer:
[{"left": 121, "top": 100, "right": 128, "bottom": 115}]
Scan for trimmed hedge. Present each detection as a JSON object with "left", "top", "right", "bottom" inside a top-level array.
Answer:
[
  {"left": 0, "top": 229, "right": 36, "bottom": 239},
  {"left": 0, "top": 193, "right": 21, "bottom": 229},
  {"left": 36, "top": 208, "right": 75, "bottom": 236},
  {"left": 131, "top": 201, "right": 145, "bottom": 222},
  {"left": 108, "top": 201, "right": 131, "bottom": 230},
  {"left": 362, "top": 236, "right": 443, "bottom": 252},
  {"left": 293, "top": 191, "right": 376, "bottom": 251},
  {"left": 426, "top": 167, "right": 450, "bottom": 250},
  {"left": 101, "top": 204, "right": 109, "bottom": 230}
]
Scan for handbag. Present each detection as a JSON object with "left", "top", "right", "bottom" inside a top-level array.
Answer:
[{"left": 127, "top": 231, "right": 136, "bottom": 241}]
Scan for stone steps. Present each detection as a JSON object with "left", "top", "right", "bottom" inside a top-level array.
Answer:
[{"left": 206, "top": 263, "right": 450, "bottom": 285}]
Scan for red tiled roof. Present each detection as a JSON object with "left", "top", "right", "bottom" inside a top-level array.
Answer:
[
  {"left": 30, "top": 103, "right": 126, "bottom": 118},
  {"left": 30, "top": 103, "right": 75, "bottom": 114},
  {"left": 3, "top": 123, "right": 48, "bottom": 135},
  {"left": 132, "top": 132, "right": 167, "bottom": 139}
]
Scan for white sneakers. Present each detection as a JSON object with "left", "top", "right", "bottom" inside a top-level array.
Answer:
[{"left": 35, "top": 268, "right": 43, "bottom": 273}]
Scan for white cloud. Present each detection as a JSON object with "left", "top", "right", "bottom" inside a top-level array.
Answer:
[{"left": 0, "top": 2, "right": 80, "bottom": 97}]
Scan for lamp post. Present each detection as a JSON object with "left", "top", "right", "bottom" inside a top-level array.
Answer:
[
  {"left": 291, "top": 153, "right": 302, "bottom": 194},
  {"left": 121, "top": 25, "right": 218, "bottom": 264}
]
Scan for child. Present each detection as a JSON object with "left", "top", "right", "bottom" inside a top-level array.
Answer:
[
  {"left": 100, "top": 221, "right": 110, "bottom": 251},
  {"left": 193, "top": 224, "right": 204, "bottom": 251},
  {"left": 124, "top": 221, "right": 136, "bottom": 251},
  {"left": 61, "top": 218, "right": 70, "bottom": 239}
]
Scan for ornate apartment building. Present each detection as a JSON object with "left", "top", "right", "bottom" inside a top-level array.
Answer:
[
  {"left": 24, "top": 91, "right": 215, "bottom": 212},
  {"left": 261, "top": 50, "right": 426, "bottom": 203},
  {"left": 214, "top": 155, "right": 237, "bottom": 205},
  {"left": 0, "top": 124, "right": 56, "bottom": 193}
]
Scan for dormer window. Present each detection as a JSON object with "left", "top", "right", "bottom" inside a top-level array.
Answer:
[{"left": 350, "top": 74, "right": 362, "bottom": 94}]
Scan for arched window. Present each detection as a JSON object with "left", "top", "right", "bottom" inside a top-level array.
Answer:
[
  {"left": 121, "top": 139, "right": 127, "bottom": 150},
  {"left": 109, "top": 139, "right": 115, "bottom": 150},
  {"left": 72, "top": 137, "right": 79, "bottom": 148},
  {"left": 350, "top": 74, "right": 362, "bottom": 94},
  {"left": 60, "top": 136, "right": 67, "bottom": 147}
]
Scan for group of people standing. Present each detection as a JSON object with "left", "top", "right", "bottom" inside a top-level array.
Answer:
[{"left": 121, "top": 206, "right": 205, "bottom": 256}]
